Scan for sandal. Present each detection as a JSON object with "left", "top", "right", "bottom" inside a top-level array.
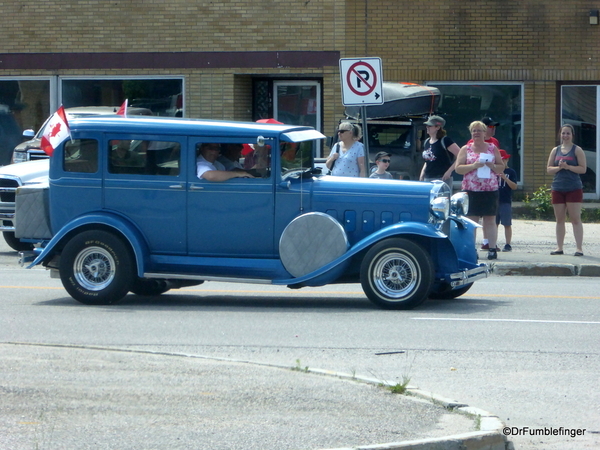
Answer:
[
  {"left": 550, "top": 250, "right": 564, "bottom": 255},
  {"left": 574, "top": 252, "right": 584, "bottom": 257}
]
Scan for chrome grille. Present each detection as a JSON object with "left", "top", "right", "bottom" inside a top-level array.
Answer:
[{"left": 0, "top": 178, "right": 19, "bottom": 203}]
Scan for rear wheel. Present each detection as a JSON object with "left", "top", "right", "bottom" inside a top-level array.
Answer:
[
  {"left": 360, "top": 238, "right": 434, "bottom": 310},
  {"left": 131, "top": 278, "right": 170, "bottom": 296},
  {"left": 3, "top": 231, "right": 34, "bottom": 252},
  {"left": 59, "top": 230, "right": 134, "bottom": 305}
]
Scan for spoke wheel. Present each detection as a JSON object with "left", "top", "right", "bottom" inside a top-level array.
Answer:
[
  {"left": 361, "top": 238, "right": 433, "bottom": 310},
  {"left": 59, "top": 230, "right": 134, "bottom": 305}
]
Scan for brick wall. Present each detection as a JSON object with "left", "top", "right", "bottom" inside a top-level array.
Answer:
[{"left": 2, "top": 0, "right": 600, "bottom": 194}]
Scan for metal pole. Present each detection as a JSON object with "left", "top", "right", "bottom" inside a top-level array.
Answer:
[{"left": 361, "top": 105, "right": 369, "bottom": 177}]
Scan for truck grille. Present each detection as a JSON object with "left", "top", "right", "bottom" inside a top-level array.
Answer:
[{"left": 0, "top": 178, "right": 19, "bottom": 203}]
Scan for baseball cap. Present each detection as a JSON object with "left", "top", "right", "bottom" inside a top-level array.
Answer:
[
  {"left": 424, "top": 115, "right": 446, "bottom": 127},
  {"left": 499, "top": 149, "right": 510, "bottom": 160},
  {"left": 482, "top": 117, "right": 500, "bottom": 127},
  {"left": 375, "top": 151, "right": 391, "bottom": 161}
]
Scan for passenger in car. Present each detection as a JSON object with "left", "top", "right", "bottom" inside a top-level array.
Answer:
[
  {"left": 196, "top": 143, "right": 257, "bottom": 181},
  {"left": 217, "top": 143, "right": 244, "bottom": 170}
]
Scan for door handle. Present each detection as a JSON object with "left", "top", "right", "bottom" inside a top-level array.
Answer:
[
  {"left": 169, "top": 184, "right": 185, "bottom": 189},
  {"left": 189, "top": 184, "right": 204, "bottom": 190}
]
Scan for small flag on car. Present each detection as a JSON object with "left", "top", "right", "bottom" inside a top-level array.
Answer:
[
  {"left": 40, "top": 106, "right": 71, "bottom": 157},
  {"left": 117, "top": 99, "right": 128, "bottom": 118}
]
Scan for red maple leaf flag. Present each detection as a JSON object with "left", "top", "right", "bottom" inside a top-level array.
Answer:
[
  {"left": 40, "top": 106, "right": 71, "bottom": 157},
  {"left": 116, "top": 99, "right": 128, "bottom": 118}
]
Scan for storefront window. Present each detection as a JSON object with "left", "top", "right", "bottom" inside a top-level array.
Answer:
[
  {"left": 0, "top": 79, "right": 51, "bottom": 165},
  {"left": 561, "top": 85, "right": 598, "bottom": 195},
  {"left": 427, "top": 83, "right": 523, "bottom": 182},
  {"left": 61, "top": 78, "right": 183, "bottom": 116}
]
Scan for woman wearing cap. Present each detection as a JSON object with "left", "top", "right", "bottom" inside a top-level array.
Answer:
[
  {"left": 455, "top": 121, "right": 505, "bottom": 260},
  {"left": 326, "top": 123, "right": 366, "bottom": 177},
  {"left": 546, "top": 124, "right": 586, "bottom": 256},
  {"left": 419, "top": 115, "right": 461, "bottom": 191}
]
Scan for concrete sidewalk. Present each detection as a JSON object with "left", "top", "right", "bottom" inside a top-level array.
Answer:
[{"left": 483, "top": 219, "right": 600, "bottom": 276}]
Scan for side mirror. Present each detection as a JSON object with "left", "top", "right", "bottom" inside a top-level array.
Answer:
[{"left": 22, "top": 129, "right": 35, "bottom": 139}]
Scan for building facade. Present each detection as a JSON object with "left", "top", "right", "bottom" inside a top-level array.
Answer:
[{"left": 1, "top": 0, "right": 600, "bottom": 197}]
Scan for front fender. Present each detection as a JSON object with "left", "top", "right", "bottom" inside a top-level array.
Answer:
[
  {"left": 274, "top": 221, "right": 447, "bottom": 286},
  {"left": 28, "top": 212, "right": 149, "bottom": 277}
]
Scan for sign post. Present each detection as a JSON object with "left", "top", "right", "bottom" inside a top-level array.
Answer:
[{"left": 339, "top": 58, "right": 384, "bottom": 175}]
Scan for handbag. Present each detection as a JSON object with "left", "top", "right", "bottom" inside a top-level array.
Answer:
[{"left": 328, "top": 143, "right": 340, "bottom": 175}]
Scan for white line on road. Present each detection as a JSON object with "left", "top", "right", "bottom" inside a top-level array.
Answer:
[{"left": 412, "top": 318, "right": 600, "bottom": 325}]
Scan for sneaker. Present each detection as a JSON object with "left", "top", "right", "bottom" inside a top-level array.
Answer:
[
  {"left": 487, "top": 249, "right": 498, "bottom": 260},
  {"left": 502, "top": 244, "right": 512, "bottom": 252},
  {"left": 480, "top": 243, "right": 489, "bottom": 250}
]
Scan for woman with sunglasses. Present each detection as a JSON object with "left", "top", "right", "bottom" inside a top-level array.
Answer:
[
  {"left": 325, "top": 122, "right": 366, "bottom": 177},
  {"left": 419, "top": 115, "right": 461, "bottom": 192}
]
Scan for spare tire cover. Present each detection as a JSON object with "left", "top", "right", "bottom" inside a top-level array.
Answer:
[{"left": 279, "top": 212, "right": 349, "bottom": 278}]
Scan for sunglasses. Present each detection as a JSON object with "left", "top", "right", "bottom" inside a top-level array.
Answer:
[
  {"left": 379, "top": 159, "right": 391, "bottom": 163},
  {"left": 337, "top": 129, "right": 350, "bottom": 133}
]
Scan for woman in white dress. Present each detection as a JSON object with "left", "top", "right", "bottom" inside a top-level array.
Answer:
[{"left": 325, "top": 122, "right": 366, "bottom": 177}]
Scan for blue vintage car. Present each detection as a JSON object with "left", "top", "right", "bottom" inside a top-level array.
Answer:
[{"left": 17, "top": 116, "right": 489, "bottom": 309}]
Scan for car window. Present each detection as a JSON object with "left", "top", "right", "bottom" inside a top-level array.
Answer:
[
  {"left": 63, "top": 139, "right": 98, "bottom": 173},
  {"left": 108, "top": 139, "right": 180, "bottom": 175}
]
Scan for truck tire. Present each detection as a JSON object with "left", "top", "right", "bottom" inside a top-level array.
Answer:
[
  {"left": 59, "top": 230, "right": 134, "bottom": 305},
  {"left": 360, "top": 238, "right": 434, "bottom": 310},
  {"left": 3, "top": 231, "right": 34, "bottom": 252}
]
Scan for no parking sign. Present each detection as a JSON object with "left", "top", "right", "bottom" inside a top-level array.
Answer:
[{"left": 339, "top": 57, "right": 384, "bottom": 106}]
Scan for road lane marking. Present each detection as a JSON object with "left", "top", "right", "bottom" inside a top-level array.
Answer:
[{"left": 412, "top": 318, "right": 600, "bottom": 325}]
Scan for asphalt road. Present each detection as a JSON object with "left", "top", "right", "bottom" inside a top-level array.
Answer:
[{"left": 1, "top": 229, "right": 599, "bottom": 449}]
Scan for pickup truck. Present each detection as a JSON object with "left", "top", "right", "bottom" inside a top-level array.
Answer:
[
  {"left": 0, "top": 159, "right": 49, "bottom": 250},
  {"left": 17, "top": 115, "right": 489, "bottom": 309}
]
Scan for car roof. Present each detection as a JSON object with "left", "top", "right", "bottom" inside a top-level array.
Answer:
[
  {"left": 68, "top": 116, "right": 325, "bottom": 141},
  {"left": 65, "top": 106, "right": 153, "bottom": 116}
]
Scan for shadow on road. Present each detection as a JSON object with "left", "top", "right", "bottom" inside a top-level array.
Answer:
[{"left": 35, "top": 292, "right": 509, "bottom": 314}]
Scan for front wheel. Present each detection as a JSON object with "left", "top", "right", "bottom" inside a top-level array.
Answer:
[
  {"left": 360, "top": 238, "right": 434, "bottom": 310},
  {"left": 3, "top": 231, "right": 34, "bottom": 252},
  {"left": 59, "top": 230, "right": 134, "bottom": 305}
]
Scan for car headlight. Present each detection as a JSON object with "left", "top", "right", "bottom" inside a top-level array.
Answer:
[
  {"left": 450, "top": 192, "right": 469, "bottom": 216},
  {"left": 12, "top": 152, "right": 27, "bottom": 164},
  {"left": 429, "top": 180, "right": 450, "bottom": 222},
  {"left": 430, "top": 196, "right": 450, "bottom": 221}
]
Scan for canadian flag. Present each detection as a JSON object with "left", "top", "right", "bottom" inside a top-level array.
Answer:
[
  {"left": 40, "top": 106, "right": 71, "bottom": 157},
  {"left": 116, "top": 99, "right": 128, "bottom": 117}
]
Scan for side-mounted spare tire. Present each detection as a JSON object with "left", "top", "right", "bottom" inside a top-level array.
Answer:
[
  {"left": 59, "top": 230, "right": 135, "bottom": 305},
  {"left": 360, "top": 237, "right": 434, "bottom": 310}
]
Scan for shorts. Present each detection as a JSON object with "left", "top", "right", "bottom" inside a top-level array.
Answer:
[
  {"left": 496, "top": 202, "right": 512, "bottom": 226},
  {"left": 551, "top": 189, "right": 583, "bottom": 204},
  {"left": 465, "top": 190, "right": 499, "bottom": 217}
]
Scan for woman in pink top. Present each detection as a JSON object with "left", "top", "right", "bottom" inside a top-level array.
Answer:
[{"left": 455, "top": 121, "right": 504, "bottom": 260}]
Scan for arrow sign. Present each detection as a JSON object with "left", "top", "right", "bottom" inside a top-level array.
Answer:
[{"left": 340, "top": 57, "right": 384, "bottom": 106}]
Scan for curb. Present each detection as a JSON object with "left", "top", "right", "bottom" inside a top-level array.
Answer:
[
  {"left": 493, "top": 262, "right": 600, "bottom": 276},
  {"left": 312, "top": 371, "right": 512, "bottom": 450}
]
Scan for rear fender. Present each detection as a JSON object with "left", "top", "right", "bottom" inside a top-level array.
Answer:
[{"left": 28, "top": 212, "right": 149, "bottom": 277}]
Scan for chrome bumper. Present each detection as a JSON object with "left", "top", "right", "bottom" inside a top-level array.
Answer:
[{"left": 449, "top": 263, "right": 492, "bottom": 287}]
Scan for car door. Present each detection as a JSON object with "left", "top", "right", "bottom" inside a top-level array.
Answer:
[
  {"left": 186, "top": 136, "right": 276, "bottom": 257},
  {"left": 103, "top": 134, "right": 187, "bottom": 255}
]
